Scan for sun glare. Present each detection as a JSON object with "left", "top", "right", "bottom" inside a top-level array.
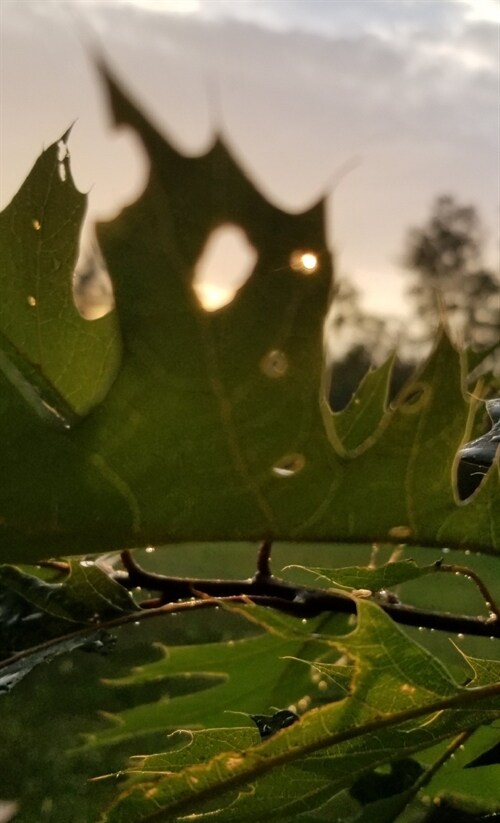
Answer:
[
  {"left": 289, "top": 250, "right": 319, "bottom": 275},
  {"left": 193, "top": 282, "right": 235, "bottom": 312},
  {"left": 192, "top": 223, "right": 258, "bottom": 312}
]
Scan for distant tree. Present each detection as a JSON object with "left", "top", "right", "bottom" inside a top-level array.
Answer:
[{"left": 403, "top": 195, "right": 499, "bottom": 349}]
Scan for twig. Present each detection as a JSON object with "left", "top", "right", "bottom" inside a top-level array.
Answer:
[
  {"left": 117, "top": 548, "right": 500, "bottom": 639},
  {"left": 437, "top": 562, "right": 500, "bottom": 621},
  {"left": 404, "top": 729, "right": 474, "bottom": 807}
]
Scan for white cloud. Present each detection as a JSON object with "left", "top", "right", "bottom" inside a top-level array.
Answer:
[{"left": 460, "top": 0, "right": 500, "bottom": 23}]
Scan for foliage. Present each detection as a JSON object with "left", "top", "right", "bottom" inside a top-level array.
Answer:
[
  {"left": 0, "top": 61, "right": 498, "bottom": 823},
  {"left": 403, "top": 194, "right": 500, "bottom": 349}
]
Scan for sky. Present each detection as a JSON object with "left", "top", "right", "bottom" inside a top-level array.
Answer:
[{"left": 1, "top": 0, "right": 499, "bottom": 320}]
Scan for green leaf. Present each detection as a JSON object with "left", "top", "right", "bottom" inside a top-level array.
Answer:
[
  {"left": 294, "top": 558, "right": 439, "bottom": 591},
  {"left": 0, "top": 560, "right": 136, "bottom": 632},
  {"left": 0, "top": 65, "right": 498, "bottom": 560},
  {"left": 0, "top": 129, "right": 120, "bottom": 420},
  {"left": 97, "top": 602, "right": 500, "bottom": 822},
  {"left": 0, "top": 560, "right": 136, "bottom": 690},
  {"left": 82, "top": 630, "right": 332, "bottom": 751},
  {"left": 325, "top": 352, "right": 395, "bottom": 455}
]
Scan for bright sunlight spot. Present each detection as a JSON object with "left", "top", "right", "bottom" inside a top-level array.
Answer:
[
  {"left": 193, "top": 224, "right": 258, "bottom": 312},
  {"left": 193, "top": 282, "right": 234, "bottom": 312},
  {"left": 289, "top": 250, "right": 319, "bottom": 275}
]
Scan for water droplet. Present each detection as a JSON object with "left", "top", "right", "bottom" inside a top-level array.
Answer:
[
  {"left": 317, "top": 680, "right": 328, "bottom": 692},
  {"left": 301, "top": 618, "right": 307, "bottom": 624},
  {"left": 134, "top": 621, "right": 140, "bottom": 626},
  {"left": 464, "top": 549, "right": 471, "bottom": 556},
  {"left": 457, "top": 633, "right": 464, "bottom": 640},
  {"left": 58, "top": 162, "right": 67, "bottom": 182},
  {"left": 260, "top": 349, "right": 288, "bottom": 378},
  {"left": 32, "top": 219, "right": 41, "bottom": 230},
  {"left": 442, "top": 547, "right": 450, "bottom": 554},
  {"left": 27, "top": 295, "right": 37, "bottom": 307},
  {"left": 418, "top": 626, "right": 425, "bottom": 631},
  {"left": 145, "top": 546, "right": 155, "bottom": 554},
  {"left": 289, "top": 250, "right": 319, "bottom": 275},
  {"left": 272, "top": 453, "right": 306, "bottom": 478}
]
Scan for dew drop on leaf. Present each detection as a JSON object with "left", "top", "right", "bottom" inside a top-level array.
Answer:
[
  {"left": 26, "top": 295, "right": 37, "bottom": 307},
  {"left": 32, "top": 219, "right": 41, "bottom": 231}
]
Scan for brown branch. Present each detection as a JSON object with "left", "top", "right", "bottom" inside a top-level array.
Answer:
[
  {"left": 437, "top": 562, "right": 500, "bottom": 621},
  {"left": 117, "top": 547, "right": 500, "bottom": 639}
]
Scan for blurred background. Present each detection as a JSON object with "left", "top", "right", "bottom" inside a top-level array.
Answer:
[{"left": 1, "top": 0, "right": 499, "bottom": 398}]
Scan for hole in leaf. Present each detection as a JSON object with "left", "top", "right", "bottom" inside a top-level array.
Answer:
[
  {"left": 193, "top": 223, "right": 258, "bottom": 312},
  {"left": 57, "top": 140, "right": 68, "bottom": 162},
  {"left": 260, "top": 349, "right": 288, "bottom": 379},
  {"left": 398, "top": 382, "right": 428, "bottom": 412},
  {"left": 272, "top": 453, "right": 306, "bottom": 478},
  {"left": 289, "top": 250, "right": 319, "bottom": 275},
  {"left": 73, "top": 234, "right": 114, "bottom": 320}
]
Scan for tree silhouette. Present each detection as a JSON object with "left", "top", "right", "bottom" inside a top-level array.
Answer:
[{"left": 404, "top": 195, "right": 499, "bottom": 349}]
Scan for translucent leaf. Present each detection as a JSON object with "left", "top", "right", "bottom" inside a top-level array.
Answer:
[
  {"left": 0, "top": 129, "right": 120, "bottom": 420},
  {"left": 0, "top": 67, "right": 497, "bottom": 560},
  {"left": 324, "top": 353, "right": 395, "bottom": 455},
  {"left": 0, "top": 560, "right": 136, "bottom": 690},
  {"left": 81, "top": 631, "right": 332, "bottom": 751},
  {"left": 97, "top": 602, "right": 500, "bottom": 822},
  {"left": 295, "top": 559, "right": 439, "bottom": 591}
]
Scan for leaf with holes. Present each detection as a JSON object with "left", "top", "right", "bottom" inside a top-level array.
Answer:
[{"left": 0, "top": 62, "right": 498, "bottom": 563}]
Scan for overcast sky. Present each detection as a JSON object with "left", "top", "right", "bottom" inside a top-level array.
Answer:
[{"left": 1, "top": 0, "right": 499, "bottom": 318}]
